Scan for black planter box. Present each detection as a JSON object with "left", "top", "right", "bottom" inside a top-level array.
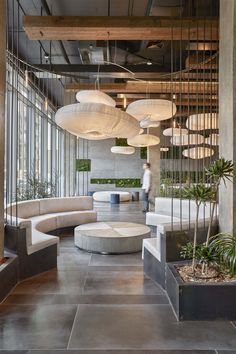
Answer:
[
  {"left": 0, "top": 253, "right": 18, "bottom": 303},
  {"left": 166, "top": 262, "right": 236, "bottom": 321}
]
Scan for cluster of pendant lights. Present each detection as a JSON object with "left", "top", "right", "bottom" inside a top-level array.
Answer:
[
  {"left": 55, "top": 89, "right": 218, "bottom": 159},
  {"left": 55, "top": 90, "right": 176, "bottom": 155},
  {"left": 163, "top": 114, "right": 219, "bottom": 159}
]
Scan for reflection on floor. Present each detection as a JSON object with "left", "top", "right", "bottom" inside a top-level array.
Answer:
[{"left": 0, "top": 201, "right": 236, "bottom": 353}]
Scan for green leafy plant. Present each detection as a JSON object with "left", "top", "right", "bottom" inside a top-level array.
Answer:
[
  {"left": 183, "top": 184, "right": 215, "bottom": 272},
  {"left": 210, "top": 233, "right": 236, "bottom": 276},
  {"left": 205, "top": 158, "right": 234, "bottom": 247},
  {"left": 181, "top": 242, "right": 219, "bottom": 268},
  {"left": 76, "top": 159, "right": 91, "bottom": 172},
  {"left": 16, "top": 171, "right": 57, "bottom": 201},
  {"left": 140, "top": 147, "right": 147, "bottom": 159}
]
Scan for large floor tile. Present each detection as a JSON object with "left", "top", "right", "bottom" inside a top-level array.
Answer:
[
  {"left": 90, "top": 253, "right": 144, "bottom": 266},
  {"left": 4, "top": 294, "right": 168, "bottom": 305},
  {"left": 28, "top": 350, "right": 216, "bottom": 354},
  {"left": 57, "top": 250, "right": 91, "bottom": 269},
  {"left": 12, "top": 269, "right": 87, "bottom": 295},
  {"left": 68, "top": 304, "right": 236, "bottom": 350},
  {"left": 0, "top": 304, "right": 77, "bottom": 349},
  {"left": 83, "top": 270, "right": 163, "bottom": 295}
]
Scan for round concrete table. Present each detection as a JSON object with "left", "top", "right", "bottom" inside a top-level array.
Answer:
[{"left": 74, "top": 222, "right": 151, "bottom": 254}]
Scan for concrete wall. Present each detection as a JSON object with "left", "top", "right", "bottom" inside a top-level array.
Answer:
[
  {"left": 77, "top": 138, "right": 145, "bottom": 194},
  {"left": 219, "top": 0, "right": 236, "bottom": 233}
]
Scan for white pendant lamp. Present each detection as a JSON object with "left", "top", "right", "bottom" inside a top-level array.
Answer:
[
  {"left": 205, "top": 133, "right": 219, "bottom": 146},
  {"left": 186, "top": 113, "right": 219, "bottom": 130},
  {"left": 76, "top": 90, "right": 116, "bottom": 107},
  {"left": 170, "top": 134, "right": 205, "bottom": 146},
  {"left": 163, "top": 127, "right": 188, "bottom": 137},
  {"left": 55, "top": 102, "right": 140, "bottom": 140},
  {"left": 111, "top": 146, "right": 135, "bottom": 155},
  {"left": 126, "top": 99, "right": 177, "bottom": 122},
  {"left": 140, "top": 119, "right": 160, "bottom": 128},
  {"left": 128, "top": 134, "right": 160, "bottom": 147},
  {"left": 182, "top": 147, "right": 215, "bottom": 159}
]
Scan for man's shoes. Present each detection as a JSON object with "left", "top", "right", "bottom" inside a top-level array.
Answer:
[{"left": 142, "top": 209, "right": 148, "bottom": 213}]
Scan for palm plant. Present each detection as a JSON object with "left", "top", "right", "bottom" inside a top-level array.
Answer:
[
  {"left": 210, "top": 233, "right": 236, "bottom": 276},
  {"left": 183, "top": 184, "right": 215, "bottom": 273},
  {"left": 205, "top": 158, "right": 234, "bottom": 246}
]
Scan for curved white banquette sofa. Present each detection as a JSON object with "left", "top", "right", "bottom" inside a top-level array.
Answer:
[
  {"left": 93, "top": 191, "right": 132, "bottom": 202},
  {"left": 5, "top": 196, "right": 97, "bottom": 255}
]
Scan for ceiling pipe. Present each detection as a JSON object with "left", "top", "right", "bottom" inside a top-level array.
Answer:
[{"left": 39, "top": 0, "right": 71, "bottom": 65}]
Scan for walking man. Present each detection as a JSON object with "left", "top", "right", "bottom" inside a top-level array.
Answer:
[{"left": 142, "top": 162, "right": 152, "bottom": 212}]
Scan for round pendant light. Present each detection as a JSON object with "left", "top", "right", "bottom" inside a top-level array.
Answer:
[
  {"left": 170, "top": 134, "right": 205, "bottom": 146},
  {"left": 128, "top": 134, "right": 160, "bottom": 147},
  {"left": 126, "top": 99, "right": 177, "bottom": 122},
  {"left": 163, "top": 127, "right": 188, "bottom": 137},
  {"left": 140, "top": 119, "right": 160, "bottom": 128},
  {"left": 76, "top": 90, "right": 116, "bottom": 107},
  {"left": 205, "top": 133, "right": 219, "bottom": 146},
  {"left": 111, "top": 146, "right": 135, "bottom": 155},
  {"left": 186, "top": 113, "right": 219, "bottom": 130},
  {"left": 55, "top": 102, "right": 140, "bottom": 140},
  {"left": 182, "top": 147, "right": 215, "bottom": 159}
]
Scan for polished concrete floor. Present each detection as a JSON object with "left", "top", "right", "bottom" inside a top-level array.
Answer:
[{"left": 1, "top": 202, "right": 236, "bottom": 353}]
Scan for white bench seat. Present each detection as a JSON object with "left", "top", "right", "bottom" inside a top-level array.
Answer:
[{"left": 5, "top": 197, "right": 97, "bottom": 255}]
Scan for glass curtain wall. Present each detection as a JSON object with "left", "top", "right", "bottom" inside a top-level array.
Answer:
[{"left": 5, "top": 54, "right": 77, "bottom": 222}]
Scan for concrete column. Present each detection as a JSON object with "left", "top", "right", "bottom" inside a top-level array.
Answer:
[
  {"left": 148, "top": 127, "right": 160, "bottom": 210},
  {"left": 0, "top": 0, "right": 6, "bottom": 260},
  {"left": 219, "top": 0, "right": 236, "bottom": 233}
]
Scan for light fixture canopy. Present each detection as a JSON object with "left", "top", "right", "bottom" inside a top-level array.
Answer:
[
  {"left": 126, "top": 99, "right": 177, "bottom": 122},
  {"left": 111, "top": 146, "right": 135, "bottom": 155},
  {"left": 76, "top": 90, "right": 116, "bottom": 107},
  {"left": 128, "top": 134, "right": 160, "bottom": 147},
  {"left": 182, "top": 147, "right": 214, "bottom": 159},
  {"left": 186, "top": 113, "right": 219, "bottom": 130},
  {"left": 170, "top": 134, "right": 205, "bottom": 146},
  {"left": 55, "top": 102, "right": 140, "bottom": 140}
]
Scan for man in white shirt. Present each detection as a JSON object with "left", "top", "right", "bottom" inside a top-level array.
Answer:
[{"left": 142, "top": 162, "right": 152, "bottom": 212}]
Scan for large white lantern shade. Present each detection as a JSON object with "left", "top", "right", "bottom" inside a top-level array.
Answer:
[
  {"left": 128, "top": 134, "right": 160, "bottom": 147},
  {"left": 182, "top": 147, "right": 214, "bottom": 159},
  {"left": 186, "top": 113, "right": 219, "bottom": 130},
  {"left": 170, "top": 134, "right": 205, "bottom": 146},
  {"left": 76, "top": 90, "right": 116, "bottom": 107},
  {"left": 111, "top": 146, "right": 135, "bottom": 155},
  {"left": 55, "top": 103, "right": 140, "bottom": 140},
  {"left": 205, "top": 133, "right": 219, "bottom": 146},
  {"left": 163, "top": 127, "right": 188, "bottom": 137},
  {"left": 126, "top": 99, "right": 177, "bottom": 121}
]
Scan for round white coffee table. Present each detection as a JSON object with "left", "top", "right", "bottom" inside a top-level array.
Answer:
[{"left": 74, "top": 222, "right": 150, "bottom": 254}]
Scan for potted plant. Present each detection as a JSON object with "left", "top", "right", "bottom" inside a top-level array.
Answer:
[{"left": 166, "top": 157, "right": 236, "bottom": 320}]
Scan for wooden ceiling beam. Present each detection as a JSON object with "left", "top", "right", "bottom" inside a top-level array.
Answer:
[
  {"left": 23, "top": 16, "right": 219, "bottom": 41},
  {"left": 115, "top": 98, "right": 218, "bottom": 108},
  {"left": 65, "top": 81, "right": 218, "bottom": 94}
]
